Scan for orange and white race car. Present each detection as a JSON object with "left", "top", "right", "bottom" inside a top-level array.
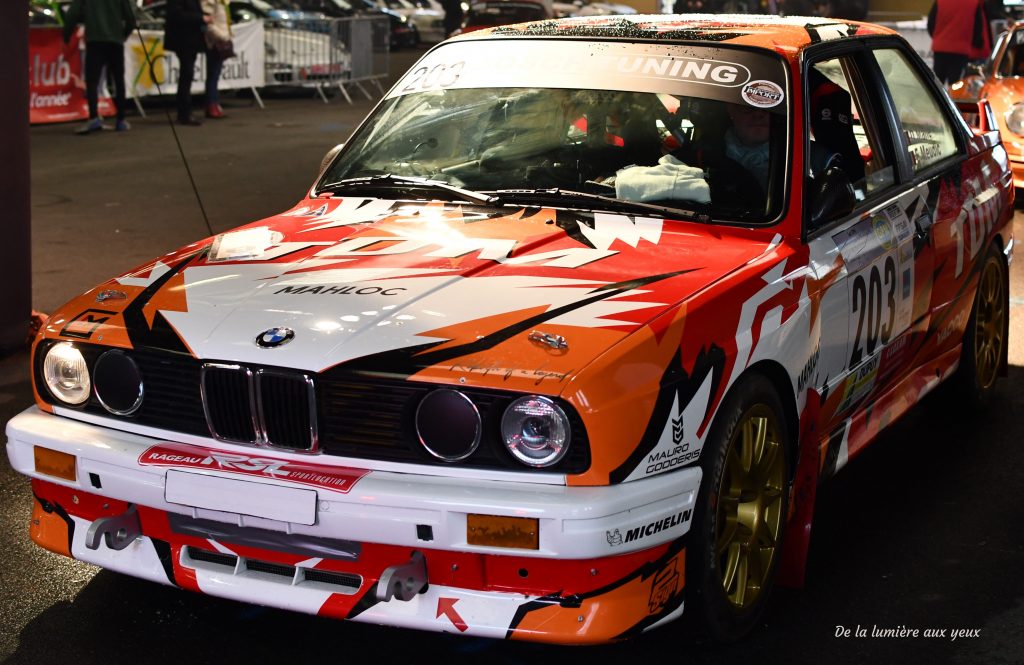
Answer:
[
  {"left": 7, "top": 14, "right": 1013, "bottom": 643},
  {"left": 951, "top": 20, "right": 1024, "bottom": 189}
]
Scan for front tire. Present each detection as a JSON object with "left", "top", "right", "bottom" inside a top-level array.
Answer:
[{"left": 687, "top": 373, "right": 791, "bottom": 641}]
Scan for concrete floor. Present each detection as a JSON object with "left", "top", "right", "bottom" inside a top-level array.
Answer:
[{"left": 3, "top": 48, "right": 1024, "bottom": 664}]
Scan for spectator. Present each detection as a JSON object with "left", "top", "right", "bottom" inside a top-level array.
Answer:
[
  {"left": 928, "top": 0, "right": 993, "bottom": 85},
  {"left": 62, "top": 0, "right": 136, "bottom": 134},
  {"left": 165, "top": 0, "right": 209, "bottom": 125},
  {"left": 441, "top": 0, "right": 462, "bottom": 37},
  {"left": 201, "top": 0, "right": 232, "bottom": 119}
]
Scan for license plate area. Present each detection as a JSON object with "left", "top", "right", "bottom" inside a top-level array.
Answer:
[{"left": 164, "top": 469, "right": 317, "bottom": 525}]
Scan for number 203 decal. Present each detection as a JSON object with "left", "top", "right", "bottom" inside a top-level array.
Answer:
[
  {"left": 401, "top": 61, "right": 466, "bottom": 93},
  {"left": 848, "top": 251, "right": 913, "bottom": 368}
]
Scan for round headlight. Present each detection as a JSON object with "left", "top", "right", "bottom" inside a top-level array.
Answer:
[
  {"left": 42, "top": 342, "right": 91, "bottom": 405},
  {"left": 93, "top": 350, "right": 144, "bottom": 415},
  {"left": 415, "top": 389, "right": 481, "bottom": 462},
  {"left": 1006, "top": 103, "right": 1024, "bottom": 135},
  {"left": 501, "top": 395, "right": 571, "bottom": 467}
]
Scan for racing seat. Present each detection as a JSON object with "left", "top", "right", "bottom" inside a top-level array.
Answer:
[{"left": 807, "top": 68, "right": 865, "bottom": 187}]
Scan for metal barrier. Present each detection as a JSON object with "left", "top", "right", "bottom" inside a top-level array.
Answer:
[{"left": 261, "top": 16, "right": 390, "bottom": 104}]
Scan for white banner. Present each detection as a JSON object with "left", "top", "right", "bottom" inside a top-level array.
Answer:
[{"left": 124, "top": 20, "right": 265, "bottom": 98}]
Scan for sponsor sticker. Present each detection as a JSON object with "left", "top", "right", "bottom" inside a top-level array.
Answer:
[
  {"left": 606, "top": 509, "right": 692, "bottom": 547},
  {"left": 741, "top": 80, "right": 784, "bottom": 108},
  {"left": 60, "top": 309, "right": 116, "bottom": 340},
  {"left": 139, "top": 443, "right": 368, "bottom": 493}
]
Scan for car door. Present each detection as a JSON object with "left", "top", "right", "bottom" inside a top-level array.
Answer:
[{"left": 802, "top": 43, "right": 950, "bottom": 464}]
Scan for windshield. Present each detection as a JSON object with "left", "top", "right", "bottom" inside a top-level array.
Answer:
[{"left": 321, "top": 39, "right": 790, "bottom": 223}]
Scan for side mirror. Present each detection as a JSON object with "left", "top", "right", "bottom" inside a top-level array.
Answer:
[
  {"left": 964, "top": 62, "right": 985, "bottom": 79},
  {"left": 810, "top": 166, "right": 855, "bottom": 228},
  {"left": 319, "top": 143, "right": 345, "bottom": 174}
]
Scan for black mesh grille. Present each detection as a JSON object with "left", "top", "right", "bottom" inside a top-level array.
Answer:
[
  {"left": 245, "top": 559, "right": 296, "bottom": 579},
  {"left": 186, "top": 547, "right": 237, "bottom": 568},
  {"left": 36, "top": 341, "right": 590, "bottom": 473},
  {"left": 259, "top": 372, "right": 314, "bottom": 450},
  {"left": 302, "top": 569, "right": 362, "bottom": 588},
  {"left": 202, "top": 366, "right": 256, "bottom": 443},
  {"left": 316, "top": 375, "right": 590, "bottom": 473}
]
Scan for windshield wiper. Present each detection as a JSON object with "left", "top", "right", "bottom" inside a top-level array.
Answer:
[
  {"left": 487, "top": 188, "right": 711, "bottom": 224},
  {"left": 318, "top": 175, "right": 496, "bottom": 205}
]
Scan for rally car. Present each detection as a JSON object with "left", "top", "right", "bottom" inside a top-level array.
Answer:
[
  {"left": 7, "top": 14, "right": 1012, "bottom": 644},
  {"left": 951, "top": 20, "right": 1024, "bottom": 189}
]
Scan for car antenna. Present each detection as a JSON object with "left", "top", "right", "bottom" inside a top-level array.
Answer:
[{"left": 127, "top": 3, "right": 216, "bottom": 240}]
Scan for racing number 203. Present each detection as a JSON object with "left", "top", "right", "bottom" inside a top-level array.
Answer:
[
  {"left": 401, "top": 62, "right": 465, "bottom": 93},
  {"left": 850, "top": 255, "right": 897, "bottom": 367}
]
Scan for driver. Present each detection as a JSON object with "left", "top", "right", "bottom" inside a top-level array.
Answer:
[{"left": 723, "top": 103, "right": 771, "bottom": 192}]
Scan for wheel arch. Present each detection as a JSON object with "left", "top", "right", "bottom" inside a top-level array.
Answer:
[{"left": 741, "top": 359, "right": 801, "bottom": 471}]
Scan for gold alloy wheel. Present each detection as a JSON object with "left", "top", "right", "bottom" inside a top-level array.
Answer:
[
  {"left": 974, "top": 257, "right": 1006, "bottom": 392},
  {"left": 715, "top": 404, "right": 785, "bottom": 610}
]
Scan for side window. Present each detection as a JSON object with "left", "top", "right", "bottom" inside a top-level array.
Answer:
[
  {"left": 805, "top": 56, "right": 896, "bottom": 226},
  {"left": 873, "top": 48, "right": 959, "bottom": 173}
]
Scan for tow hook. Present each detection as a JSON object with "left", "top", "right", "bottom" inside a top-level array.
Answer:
[
  {"left": 376, "top": 551, "right": 428, "bottom": 602},
  {"left": 85, "top": 505, "right": 141, "bottom": 551}
]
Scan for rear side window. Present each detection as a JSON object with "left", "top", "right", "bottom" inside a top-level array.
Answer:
[{"left": 872, "top": 49, "right": 958, "bottom": 173}]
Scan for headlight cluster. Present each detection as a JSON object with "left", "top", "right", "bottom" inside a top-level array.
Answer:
[
  {"left": 1006, "top": 103, "right": 1024, "bottom": 136},
  {"left": 415, "top": 390, "right": 573, "bottom": 468},
  {"left": 42, "top": 342, "right": 90, "bottom": 405},
  {"left": 40, "top": 342, "right": 143, "bottom": 415}
]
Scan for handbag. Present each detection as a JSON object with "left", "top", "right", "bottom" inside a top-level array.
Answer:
[{"left": 207, "top": 34, "right": 236, "bottom": 59}]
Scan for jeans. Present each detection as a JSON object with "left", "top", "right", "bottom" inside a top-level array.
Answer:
[
  {"left": 206, "top": 50, "right": 225, "bottom": 105},
  {"left": 85, "top": 41, "right": 126, "bottom": 121},
  {"left": 176, "top": 49, "right": 198, "bottom": 121}
]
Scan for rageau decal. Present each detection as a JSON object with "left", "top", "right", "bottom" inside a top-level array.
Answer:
[{"left": 138, "top": 443, "right": 369, "bottom": 493}]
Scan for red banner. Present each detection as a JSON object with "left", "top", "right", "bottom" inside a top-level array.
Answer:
[{"left": 29, "top": 27, "right": 114, "bottom": 125}]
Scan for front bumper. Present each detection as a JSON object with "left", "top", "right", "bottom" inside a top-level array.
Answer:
[{"left": 7, "top": 407, "right": 700, "bottom": 644}]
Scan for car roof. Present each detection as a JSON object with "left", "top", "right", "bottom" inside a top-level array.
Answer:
[{"left": 453, "top": 13, "right": 897, "bottom": 58}]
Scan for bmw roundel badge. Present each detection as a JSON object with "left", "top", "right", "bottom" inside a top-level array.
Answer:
[{"left": 255, "top": 327, "right": 295, "bottom": 348}]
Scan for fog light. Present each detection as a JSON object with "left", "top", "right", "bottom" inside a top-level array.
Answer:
[
  {"left": 34, "top": 446, "right": 77, "bottom": 481},
  {"left": 467, "top": 514, "right": 539, "bottom": 550}
]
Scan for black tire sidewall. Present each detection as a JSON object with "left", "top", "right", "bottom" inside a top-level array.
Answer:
[
  {"left": 952, "top": 245, "right": 1008, "bottom": 409},
  {"left": 686, "top": 372, "right": 792, "bottom": 641}
]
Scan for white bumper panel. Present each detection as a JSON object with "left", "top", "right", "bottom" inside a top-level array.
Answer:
[
  {"left": 70, "top": 517, "right": 548, "bottom": 638},
  {"left": 7, "top": 407, "right": 702, "bottom": 560},
  {"left": 67, "top": 514, "right": 173, "bottom": 587}
]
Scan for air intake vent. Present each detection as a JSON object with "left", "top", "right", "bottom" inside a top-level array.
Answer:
[{"left": 183, "top": 546, "right": 362, "bottom": 594}]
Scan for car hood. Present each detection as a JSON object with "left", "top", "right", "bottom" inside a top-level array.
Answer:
[{"left": 45, "top": 198, "right": 778, "bottom": 390}]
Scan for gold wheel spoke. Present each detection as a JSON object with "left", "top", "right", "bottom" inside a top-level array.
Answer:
[
  {"left": 732, "top": 546, "right": 750, "bottom": 606},
  {"left": 716, "top": 403, "right": 786, "bottom": 610},
  {"left": 736, "top": 498, "right": 759, "bottom": 536},
  {"left": 722, "top": 542, "right": 742, "bottom": 593}
]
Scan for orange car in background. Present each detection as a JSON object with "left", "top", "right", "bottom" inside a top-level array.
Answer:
[{"left": 952, "top": 21, "right": 1024, "bottom": 188}]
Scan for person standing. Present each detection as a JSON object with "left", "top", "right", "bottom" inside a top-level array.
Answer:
[
  {"left": 165, "top": 0, "right": 208, "bottom": 125},
  {"left": 63, "top": 0, "right": 136, "bottom": 134},
  {"left": 201, "top": 0, "right": 232, "bottom": 119},
  {"left": 928, "top": 0, "right": 993, "bottom": 85}
]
